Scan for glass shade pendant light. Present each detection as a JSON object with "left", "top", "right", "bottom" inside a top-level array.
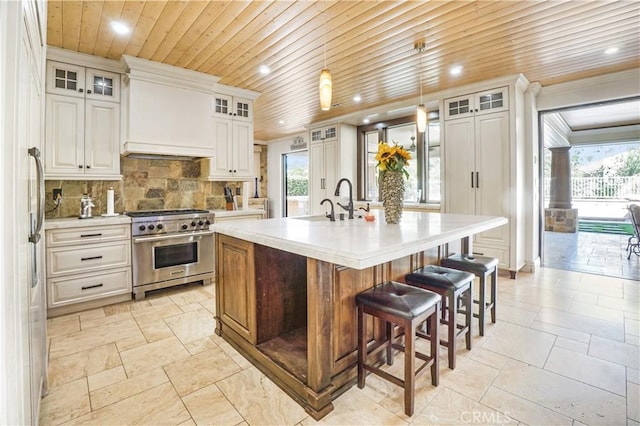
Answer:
[
  {"left": 415, "top": 42, "right": 427, "bottom": 133},
  {"left": 319, "top": 3, "right": 332, "bottom": 111}
]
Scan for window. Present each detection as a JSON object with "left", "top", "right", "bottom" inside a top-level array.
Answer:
[{"left": 358, "top": 114, "right": 440, "bottom": 203}]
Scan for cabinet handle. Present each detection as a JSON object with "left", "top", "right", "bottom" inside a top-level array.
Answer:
[
  {"left": 80, "top": 233, "right": 102, "bottom": 237},
  {"left": 321, "top": 178, "right": 325, "bottom": 190},
  {"left": 476, "top": 172, "right": 479, "bottom": 188},
  {"left": 81, "top": 283, "right": 103, "bottom": 290},
  {"left": 471, "top": 172, "right": 474, "bottom": 188},
  {"left": 80, "top": 255, "right": 103, "bottom": 261}
]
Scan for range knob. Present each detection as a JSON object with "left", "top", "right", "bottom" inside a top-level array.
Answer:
[
  {"left": 190, "top": 221, "right": 196, "bottom": 227},
  {"left": 198, "top": 220, "right": 204, "bottom": 226},
  {"left": 205, "top": 219, "right": 211, "bottom": 225},
  {"left": 157, "top": 224, "right": 163, "bottom": 230},
  {"left": 148, "top": 224, "right": 155, "bottom": 230},
  {"left": 138, "top": 225, "right": 146, "bottom": 231},
  {"left": 181, "top": 224, "right": 188, "bottom": 230}
]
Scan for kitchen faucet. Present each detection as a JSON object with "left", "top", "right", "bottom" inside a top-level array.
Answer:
[
  {"left": 320, "top": 198, "right": 335, "bottom": 221},
  {"left": 334, "top": 178, "right": 354, "bottom": 219}
]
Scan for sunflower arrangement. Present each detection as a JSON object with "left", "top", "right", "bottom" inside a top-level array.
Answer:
[{"left": 375, "top": 141, "right": 412, "bottom": 179}]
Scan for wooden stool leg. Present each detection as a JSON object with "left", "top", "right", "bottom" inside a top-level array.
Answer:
[
  {"left": 386, "top": 321, "right": 394, "bottom": 366},
  {"left": 490, "top": 268, "right": 497, "bottom": 323},
  {"left": 357, "top": 305, "right": 366, "bottom": 389},
  {"left": 430, "top": 302, "right": 440, "bottom": 387},
  {"left": 404, "top": 318, "right": 415, "bottom": 417},
  {"left": 447, "top": 292, "right": 457, "bottom": 369},
  {"left": 465, "top": 285, "right": 473, "bottom": 350},
  {"left": 478, "top": 274, "right": 486, "bottom": 336}
]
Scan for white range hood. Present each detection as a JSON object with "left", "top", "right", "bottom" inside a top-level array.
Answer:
[{"left": 120, "top": 55, "right": 220, "bottom": 158}]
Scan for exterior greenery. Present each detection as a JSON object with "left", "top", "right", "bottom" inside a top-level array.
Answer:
[{"left": 286, "top": 177, "right": 308, "bottom": 196}]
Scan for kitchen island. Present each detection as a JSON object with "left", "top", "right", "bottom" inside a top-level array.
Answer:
[{"left": 213, "top": 211, "right": 507, "bottom": 419}]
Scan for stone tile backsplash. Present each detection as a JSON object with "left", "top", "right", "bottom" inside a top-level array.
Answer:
[{"left": 45, "top": 157, "right": 259, "bottom": 219}]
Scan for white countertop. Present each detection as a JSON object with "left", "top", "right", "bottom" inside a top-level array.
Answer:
[
  {"left": 44, "top": 214, "right": 131, "bottom": 230},
  {"left": 212, "top": 210, "right": 507, "bottom": 270}
]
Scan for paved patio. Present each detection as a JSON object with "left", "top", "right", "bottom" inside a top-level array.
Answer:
[{"left": 543, "top": 230, "right": 640, "bottom": 281}]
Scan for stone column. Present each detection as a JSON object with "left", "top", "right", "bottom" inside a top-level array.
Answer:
[
  {"left": 549, "top": 146, "right": 572, "bottom": 209},
  {"left": 545, "top": 146, "right": 578, "bottom": 233}
]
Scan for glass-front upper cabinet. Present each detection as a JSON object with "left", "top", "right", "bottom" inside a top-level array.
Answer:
[
  {"left": 46, "top": 61, "right": 120, "bottom": 103},
  {"left": 214, "top": 93, "right": 252, "bottom": 121},
  {"left": 444, "top": 87, "right": 508, "bottom": 120}
]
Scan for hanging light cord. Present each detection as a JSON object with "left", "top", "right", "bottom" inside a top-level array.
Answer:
[
  {"left": 419, "top": 47, "right": 423, "bottom": 104},
  {"left": 323, "top": 2, "right": 327, "bottom": 69}
]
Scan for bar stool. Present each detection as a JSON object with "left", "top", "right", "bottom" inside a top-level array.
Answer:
[
  {"left": 441, "top": 254, "right": 498, "bottom": 336},
  {"left": 405, "top": 265, "right": 474, "bottom": 370},
  {"left": 357, "top": 281, "right": 440, "bottom": 417}
]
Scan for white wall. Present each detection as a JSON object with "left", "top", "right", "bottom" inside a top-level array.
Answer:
[
  {"left": 266, "top": 132, "right": 307, "bottom": 218},
  {"left": 537, "top": 69, "right": 640, "bottom": 111}
]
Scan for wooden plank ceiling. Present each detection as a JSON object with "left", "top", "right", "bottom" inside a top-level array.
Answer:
[{"left": 47, "top": 0, "right": 640, "bottom": 141}]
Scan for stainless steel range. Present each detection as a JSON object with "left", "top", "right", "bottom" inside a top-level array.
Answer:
[{"left": 126, "top": 209, "right": 215, "bottom": 300}]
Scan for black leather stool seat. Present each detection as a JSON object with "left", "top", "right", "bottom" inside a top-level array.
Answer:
[
  {"left": 355, "top": 281, "right": 441, "bottom": 320},
  {"left": 406, "top": 265, "right": 475, "bottom": 291},
  {"left": 357, "top": 281, "right": 440, "bottom": 417},
  {"left": 441, "top": 254, "right": 498, "bottom": 274},
  {"left": 440, "top": 253, "right": 498, "bottom": 336},
  {"left": 405, "top": 265, "right": 474, "bottom": 370}
]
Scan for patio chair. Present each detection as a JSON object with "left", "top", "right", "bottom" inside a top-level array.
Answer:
[{"left": 627, "top": 203, "right": 640, "bottom": 259}]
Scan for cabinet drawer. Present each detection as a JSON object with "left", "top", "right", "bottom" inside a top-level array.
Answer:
[
  {"left": 46, "top": 224, "right": 130, "bottom": 246},
  {"left": 472, "top": 244, "right": 508, "bottom": 269},
  {"left": 48, "top": 267, "right": 131, "bottom": 308},
  {"left": 47, "top": 240, "right": 131, "bottom": 276}
]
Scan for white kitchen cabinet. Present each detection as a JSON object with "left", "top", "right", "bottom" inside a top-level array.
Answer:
[
  {"left": 45, "top": 94, "right": 120, "bottom": 178},
  {"left": 46, "top": 60, "right": 121, "bottom": 102},
  {"left": 44, "top": 57, "right": 121, "bottom": 180},
  {"left": 203, "top": 83, "right": 260, "bottom": 181},
  {"left": 444, "top": 86, "right": 508, "bottom": 120},
  {"left": 45, "top": 223, "right": 132, "bottom": 316},
  {"left": 308, "top": 123, "right": 356, "bottom": 216},
  {"left": 443, "top": 79, "right": 527, "bottom": 277},
  {"left": 203, "top": 118, "right": 254, "bottom": 180},
  {"left": 214, "top": 93, "right": 252, "bottom": 122}
]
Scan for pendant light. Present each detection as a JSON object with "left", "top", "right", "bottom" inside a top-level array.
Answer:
[
  {"left": 319, "top": 4, "right": 332, "bottom": 111},
  {"left": 415, "top": 42, "right": 427, "bottom": 133}
]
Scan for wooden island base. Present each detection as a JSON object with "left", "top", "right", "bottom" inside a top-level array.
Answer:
[{"left": 214, "top": 234, "right": 442, "bottom": 419}]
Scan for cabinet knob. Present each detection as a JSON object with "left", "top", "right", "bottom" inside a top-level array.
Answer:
[
  {"left": 78, "top": 88, "right": 83, "bottom": 93},
  {"left": 228, "top": 169, "right": 232, "bottom": 173},
  {"left": 87, "top": 90, "right": 92, "bottom": 94},
  {"left": 86, "top": 165, "right": 91, "bottom": 169},
  {"left": 78, "top": 165, "right": 83, "bottom": 168}
]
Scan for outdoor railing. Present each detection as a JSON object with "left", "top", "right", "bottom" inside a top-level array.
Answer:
[{"left": 545, "top": 176, "right": 640, "bottom": 199}]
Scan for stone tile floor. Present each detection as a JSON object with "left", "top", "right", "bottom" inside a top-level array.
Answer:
[
  {"left": 544, "top": 230, "right": 640, "bottom": 281},
  {"left": 40, "top": 268, "right": 639, "bottom": 425}
]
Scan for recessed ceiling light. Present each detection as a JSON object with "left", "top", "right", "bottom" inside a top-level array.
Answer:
[
  {"left": 363, "top": 118, "right": 370, "bottom": 124},
  {"left": 450, "top": 65, "right": 463, "bottom": 76},
  {"left": 258, "top": 65, "right": 271, "bottom": 75},
  {"left": 110, "top": 21, "right": 130, "bottom": 35},
  {"left": 605, "top": 47, "right": 619, "bottom": 55},
  {"left": 278, "top": 120, "right": 285, "bottom": 125},
  {"left": 353, "top": 95, "right": 362, "bottom": 102}
]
